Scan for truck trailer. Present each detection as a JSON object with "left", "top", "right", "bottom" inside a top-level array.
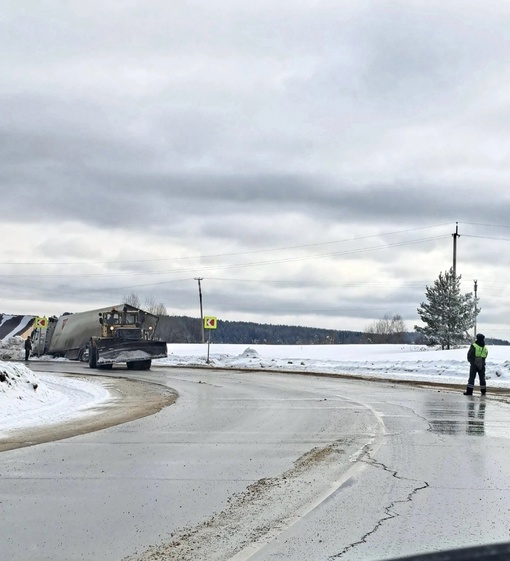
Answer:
[{"left": 31, "top": 304, "right": 167, "bottom": 370}]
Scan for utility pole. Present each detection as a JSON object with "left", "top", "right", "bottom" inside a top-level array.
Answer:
[
  {"left": 474, "top": 279, "right": 478, "bottom": 337},
  {"left": 194, "top": 277, "right": 205, "bottom": 343},
  {"left": 452, "top": 222, "right": 460, "bottom": 275}
]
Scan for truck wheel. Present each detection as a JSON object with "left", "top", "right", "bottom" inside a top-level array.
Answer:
[{"left": 89, "top": 346, "right": 97, "bottom": 368}]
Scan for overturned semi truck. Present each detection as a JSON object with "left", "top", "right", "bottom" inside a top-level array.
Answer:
[{"left": 31, "top": 304, "right": 167, "bottom": 370}]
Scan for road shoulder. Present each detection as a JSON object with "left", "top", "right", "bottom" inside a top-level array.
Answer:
[{"left": 0, "top": 375, "right": 177, "bottom": 452}]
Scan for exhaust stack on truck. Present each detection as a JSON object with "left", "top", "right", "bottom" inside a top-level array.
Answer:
[{"left": 31, "top": 304, "right": 167, "bottom": 370}]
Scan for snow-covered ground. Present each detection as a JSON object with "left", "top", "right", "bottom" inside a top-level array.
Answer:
[
  {"left": 161, "top": 343, "right": 510, "bottom": 386},
  {"left": 1, "top": 337, "right": 509, "bottom": 438},
  {"left": 0, "top": 337, "right": 111, "bottom": 436}
]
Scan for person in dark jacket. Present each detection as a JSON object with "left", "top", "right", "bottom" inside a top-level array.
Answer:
[
  {"left": 464, "top": 333, "right": 488, "bottom": 396},
  {"left": 24, "top": 336, "right": 32, "bottom": 361}
]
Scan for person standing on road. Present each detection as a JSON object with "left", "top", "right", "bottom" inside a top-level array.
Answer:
[
  {"left": 464, "top": 333, "right": 488, "bottom": 396},
  {"left": 24, "top": 336, "right": 32, "bottom": 361}
]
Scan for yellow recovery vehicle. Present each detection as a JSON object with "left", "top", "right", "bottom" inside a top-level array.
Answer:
[{"left": 31, "top": 304, "right": 167, "bottom": 370}]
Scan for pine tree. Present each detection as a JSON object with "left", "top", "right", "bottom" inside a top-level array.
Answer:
[{"left": 415, "top": 268, "right": 480, "bottom": 350}]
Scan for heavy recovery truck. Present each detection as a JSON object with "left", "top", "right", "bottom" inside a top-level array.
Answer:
[{"left": 31, "top": 304, "right": 167, "bottom": 370}]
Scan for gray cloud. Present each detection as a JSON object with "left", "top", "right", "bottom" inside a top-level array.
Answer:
[{"left": 1, "top": 1, "right": 510, "bottom": 339}]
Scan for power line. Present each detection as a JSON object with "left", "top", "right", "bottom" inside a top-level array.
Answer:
[
  {"left": 460, "top": 222, "right": 510, "bottom": 230},
  {"left": 462, "top": 234, "right": 510, "bottom": 243},
  {"left": 202, "top": 277, "right": 431, "bottom": 287},
  {"left": 0, "top": 234, "right": 450, "bottom": 278},
  {"left": 0, "top": 223, "right": 452, "bottom": 266}
]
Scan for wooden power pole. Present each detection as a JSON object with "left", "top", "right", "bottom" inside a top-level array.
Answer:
[
  {"left": 474, "top": 279, "right": 478, "bottom": 337},
  {"left": 194, "top": 277, "right": 205, "bottom": 343},
  {"left": 452, "top": 222, "right": 460, "bottom": 275}
]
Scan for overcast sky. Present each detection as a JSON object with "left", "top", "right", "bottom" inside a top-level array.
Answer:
[{"left": 2, "top": 1, "right": 510, "bottom": 340}]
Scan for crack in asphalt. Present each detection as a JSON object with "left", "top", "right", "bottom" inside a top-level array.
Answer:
[
  {"left": 328, "top": 449, "right": 430, "bottom": 559},
  {"left": 398, "top": 403, "right": 434, "bottom": 431}
]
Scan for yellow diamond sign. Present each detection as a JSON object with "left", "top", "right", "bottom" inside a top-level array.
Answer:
[
  {"left": 204, "top": 316, "right": 217, "bottom": 329},
  {"left": 35, "top": 316, "right": 48, "bottom": 329}
]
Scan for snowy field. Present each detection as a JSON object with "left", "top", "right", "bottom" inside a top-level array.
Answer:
[
  {"left": 1, "top": 337, "right": 509, "bottom": 437},
  {"left": 162, "top": 342, "right": 510, "bottom": 386}
]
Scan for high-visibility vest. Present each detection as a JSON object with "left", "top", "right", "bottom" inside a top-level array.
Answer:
[{"left": 473, "top": 342, "right": 488, "bottom": 358}]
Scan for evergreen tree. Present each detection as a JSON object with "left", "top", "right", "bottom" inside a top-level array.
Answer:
[{"left": 415, "top": 268, "right": 480, "bottom": 349}]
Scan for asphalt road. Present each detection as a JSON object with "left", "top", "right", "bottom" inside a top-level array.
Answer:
[{"left": 2, "top": 363, "right": 510, "bottom": 561}]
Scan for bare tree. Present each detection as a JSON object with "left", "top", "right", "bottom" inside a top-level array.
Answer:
[
  {"left": 365, "top": 314, "right": 407, "bottom": 343},
  {"left": 123, "top": 292, "right": 141, "bottom": 308},
  {"left": 152, "top": 302, "right": 168, "bottom": 316},
  {"left": 122, "top": 292, "right": 167, "bottom": 316},
  {"left": 143, "top": 295, "right": 168, "bottom": 316}
]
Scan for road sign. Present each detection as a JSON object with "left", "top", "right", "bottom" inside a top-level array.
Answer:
[
  {"left": 204, "top": 316, "right": 217, "bottom": 329},
  {"left": 34, "top": 316, "right": 48, "bottom": 329}
]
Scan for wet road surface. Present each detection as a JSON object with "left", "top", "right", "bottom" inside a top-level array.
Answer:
[{"left": 1, "top": 364, "right": 510, "bottom": 561}]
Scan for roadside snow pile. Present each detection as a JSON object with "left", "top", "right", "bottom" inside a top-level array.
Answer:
[
  {"left": 0, "top": 360, "right": 57, "bottom": 434},
  {"left": 0, "top": 336, "right": 25, "bottom": 361},
  {"left": 239, "top": 348, "right": 260, "bottom": 359},
  {"left": 0, "top": 360, "right": 113, "bottom": 435},
  {"left": 0, "top": 361, "right": 40, "bottom": 399},
  {"left": 0, "top": 336, "right": 65, "bottom": 363},
  {"left": 495, "top": 361, "right": 510, "bottom": 378}
]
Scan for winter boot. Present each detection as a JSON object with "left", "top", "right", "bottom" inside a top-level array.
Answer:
[{"left": 463, "top": 388, "right": 473, "bottom": 396}]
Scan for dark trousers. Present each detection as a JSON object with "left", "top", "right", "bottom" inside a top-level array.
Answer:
[
  {"left": 24, "top": 349, "right": 30, "bottom": 361},
  {"left": 466, "top": 363, "right": 486, "bottom": 394}
]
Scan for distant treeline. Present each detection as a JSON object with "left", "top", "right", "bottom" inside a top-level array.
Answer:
[
  {"left": 155, "top": 315, "right": 369, "bottom": 344},
  {"left": 152, "top": 316, "right": 510, "bottom": 345}
]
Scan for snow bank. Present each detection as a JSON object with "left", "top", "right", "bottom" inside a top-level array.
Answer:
[
  {"left": 0, "top": 335, "right": 26, "bottom": 361},
  {"left": 158, "top": 344, "right": 510, "bottom": 388},
  {"left": 0, "top": 350, "right": 112, "bottom": 435}
]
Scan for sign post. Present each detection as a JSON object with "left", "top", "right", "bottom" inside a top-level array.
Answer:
[
  {"left": 33, "top": 316, "right": 48, "bottom": 356},
  {"left": 203, "top": 316, "right": 218, "bottom": 364}
]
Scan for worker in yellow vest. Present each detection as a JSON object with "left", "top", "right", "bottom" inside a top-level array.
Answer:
[{"left": 464, "top": 333, "right": 488, "bottom": 396}]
